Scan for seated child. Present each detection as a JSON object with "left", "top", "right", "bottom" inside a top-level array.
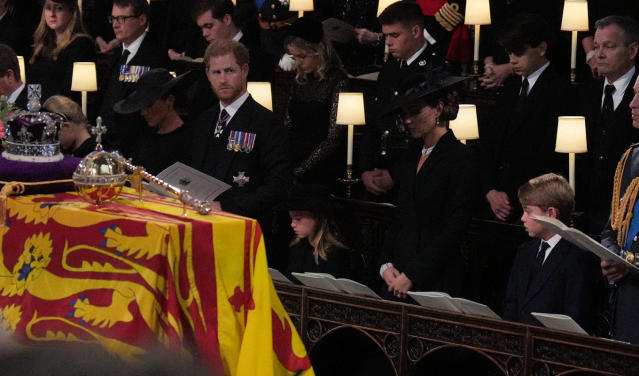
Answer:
[
  {"left": 503, "top": 173, "right": 603, "bottom": 331},
  {"left": 283, "top": 184, "right": 360, "bottom": 280}
]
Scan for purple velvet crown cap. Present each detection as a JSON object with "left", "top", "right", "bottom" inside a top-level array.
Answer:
[{"left": 2, "top": 111, "right": 64, "bottom": 162}]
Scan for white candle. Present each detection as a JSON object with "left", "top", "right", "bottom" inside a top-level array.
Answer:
[
  {"left": 347, "top": 124, "right": 354, "bottom": 166},
  {"left": 474, "top": 25, "right": 480, "bottom": 63},
  {"left": 81, "top": 91, "right": 87, "bottom": 116},
  {"left": 571, "top": 30, "right": 578, "bottom": 70}
]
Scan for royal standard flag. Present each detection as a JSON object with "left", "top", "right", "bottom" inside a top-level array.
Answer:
[{"left": 0, "top": 188, "right": 313, "bottom": 375}]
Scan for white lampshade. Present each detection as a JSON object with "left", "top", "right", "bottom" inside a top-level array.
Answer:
[
  {"left": 450, "top": 104, "right": 479, "bottom": 141},
  {"left": 561, "top": 0, "right": 589, "bottom": 31},
  {"left": 555, "top": 116, "right": 587, "bottom": 153},
  {"left": 377, "top": 0, "right": 400, "bottom": 17},
  {"left": 247, "top": 82, "right": 273, "bottom": 111},
  {"left": 465, "top": 0, "right": 491, "bottom": 25},
  {"left": 336, "top": 93, "right": 365, "bottom": 125},
  {"left": 71, "top": 62, "right": 97, "bottom": 92},
  {"left": 289, "top": 0, "right": 313, "bottom": 12},
  {"left": 16, "top": 56, "right": 25, "bottom": 83}
]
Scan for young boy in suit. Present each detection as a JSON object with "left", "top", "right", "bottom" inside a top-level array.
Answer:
[{"left": 503, "top": 173, "right": 603, "bottom": 332}]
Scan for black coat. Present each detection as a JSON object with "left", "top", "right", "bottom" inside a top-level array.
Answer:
[
  {"left": 27, "top": 36, "right": 96, "bottom": 102},
  {"left": 287, "top": 240, "right": 357, "bottom": 281},
  {"left": 378, "top": 130, "right": 476, "bottom": 295},
  {"left": 190, "top": 95, "right": 291, "bottom": 222},
  {"left": 95, "top": 34, "right": 168, "bottom": 156},
  {"left": 481, "top": 64, "right": 569, "bottom": 221},
  {"left": 503, "top": 238, "right": 603, "bottom": 332},
  {"left": 601, "top": 144, "right": 639, "bottom": 344},
  {"left": 583, "top": 69, "right": 639, "bottom": 232}
]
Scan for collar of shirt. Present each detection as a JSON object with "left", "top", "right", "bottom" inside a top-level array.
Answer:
[
  {"left": 423, "top": 28, "right": 436, "bottom": 45},
  {"left": 219, "top": 91, "right": 250, "bottom": 123},
  {"left": 232, "top": 30, "right": 243, "bottom": 42},
  {"left": 122, "top": 31, "right": 146, "bottom": 64},
  {"left": 7, "top": 83, "right": 24, "bottom": 104},
  {"left": 406, "top": 41, "right": 429, "bottom": 66},
  {"left": 603, "top": 65, "right": 636, "bottom": 110},
  {"left": 541, "top": 233, "right": 561, "bottom": 263},
  {"left": 0, "top": 8, "right": 7, "bottom": 21},
  {"left": 522, "top": 61, "right": 549, "bottom": 94}
]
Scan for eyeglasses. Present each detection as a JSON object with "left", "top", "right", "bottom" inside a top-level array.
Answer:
[{"left": 108, "top": 14, "right": 140, "bottom": 24}]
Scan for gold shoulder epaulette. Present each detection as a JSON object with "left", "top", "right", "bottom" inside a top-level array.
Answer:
[{"left": 435, "top": 2, "right": 463, "bottom": 32}]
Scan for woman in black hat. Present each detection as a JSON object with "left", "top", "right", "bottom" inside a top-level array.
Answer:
[
  {"left": 28, "top": 0, "right": 95, "bottom": 102},
  {"left": 284, "top": 184, "right": 360, "bottom": 280},
  {"left": 378, "top": 70, "right": 477, "bottom": 301},
  {"left": 114, "top": 68, "right": 192, "bottom": 175},
  {"left": 283, "top": 17, "right": 348, "bottom": 190}
]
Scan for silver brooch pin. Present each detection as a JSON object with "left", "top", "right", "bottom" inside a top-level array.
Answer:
[{"left": 233, "top": 171, "right": 250, "bottom": 187}]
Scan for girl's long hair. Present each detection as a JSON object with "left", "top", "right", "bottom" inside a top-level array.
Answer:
[
  {"left": 291, "top": 213, "right": 347, "bottom": 264},
  {"left": 30, "top": 1, "right": 92, "bottom": 64}
]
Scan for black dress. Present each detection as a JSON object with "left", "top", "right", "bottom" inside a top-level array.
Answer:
[
  {"left": 285, "top": 68, "right": 348, "bottom": 188},
  {"left": 131, "top": 123, "right": 192, "bottom": 176},
  {"left": 28, "top": 35, "right": 96, "bottom": 102},
  {"left": 286, "top": 239, "right": 356, "bottom": 280}
]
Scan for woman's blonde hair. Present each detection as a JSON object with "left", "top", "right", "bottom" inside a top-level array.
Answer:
[
  {"left": 285, "top": 36, "right": 343, "bottom": 84},
  {"left": 290, "top": 213, "right": 347, "bottom": 264},
  {"left": 30, "top": 1, "right": 91, "bottom": 64},
  {"left": 43, "top": 95, "right": 90, "bottom": 130}
]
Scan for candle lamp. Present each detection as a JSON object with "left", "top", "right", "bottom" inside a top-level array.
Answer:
[
  {"left": 336, "top": 92, "right": 365, "bottom": 197},
  {"left": 449, "top": 104, "right": 479, "bottom": 144},
  {"left": 247, "top": 82, "right": 273, "bottom": 111},
  {"left": 16, "top": 56, "right": 25, "bottom": 83},
  {"left": 464, "top": 0, "right": 491, "bottom": 76},
  {"left": 289, "top": 0, "right": 313, "bottom": 18},
  {"left": 555, "top": 116, "right": 587, "bottom": 192},
  {"left": 561, "top": 0, "right": 589, "bottom": 84},
  {"left": 71, "top": 62, "right": 97, "bottom": 116}
]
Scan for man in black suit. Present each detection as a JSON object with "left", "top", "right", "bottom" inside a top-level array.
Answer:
[
  {"left": 95, "top": 0, "right": 167, "bottom": 156},
  {"left": 190, "top": 39, "right": 289, "bottom": 228},
  {"left": 360, "top": 1, "right": 446, "bottom": 199},
  {"left": 481, "top": 14, "right": 569, "bottom": 223},
  {"left": 584, "top": 15, "right": 639, "bottom": 233},
  {"left": 193, "top": 0, "right": 272, "bottom": 81},
  {"left": 503, "top": 173, "right": 602, "bottom": 332},
  {"left": 0, "top": 43, "right": 26, "bottom": 109},
  {"left": 188, "top": 0, "right": 273, "bottom": 118}
]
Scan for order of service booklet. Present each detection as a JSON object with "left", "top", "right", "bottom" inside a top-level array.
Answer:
[
  {"left": 407, "top": 291, "right": 501, "bottom": 319},
  {"left": 531, "top": 312, "right": 588, "bottom": 335},
  {"left": 291, "top": 272, "right": 381, "bottom": 299},
  {"left": 532, "top": 215, "right": 639, "bottom": 274}
]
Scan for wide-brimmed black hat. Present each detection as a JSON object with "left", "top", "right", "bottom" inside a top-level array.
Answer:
[
  {"left": 288, "top": 16, "right": 324, "bottom": 44},
  {"left": 279, "top": 184, "right": 341, "bottom": 213},
  {"left": 384, "top": 68, "right": 468, "bottom": 115},
  {"left": 50, "top": 0, "right": 78, "bottom": 7},
  {"left": 113, "top": 68, "right": 186, "bottom": 114}
]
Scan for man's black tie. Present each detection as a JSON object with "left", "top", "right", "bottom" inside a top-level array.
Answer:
[
  {"left": 519, "top": 77, "right": 529, "bottom": 98},
  {"left": 119, "top": 49, "right": 130, "bottom": 66},
  {"left": 602, "top": 84, "right": 616, "bottom": 123}
]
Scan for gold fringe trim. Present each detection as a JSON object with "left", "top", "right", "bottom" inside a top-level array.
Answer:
[{"left": 610, "top": 147, "right": 639, "bottom": 247}]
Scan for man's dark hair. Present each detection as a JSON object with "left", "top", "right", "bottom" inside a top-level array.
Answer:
[
  {"left": 498, "top": 13, "right": 552, "bottom": 56},
  {"left": 0, "top": 43, "right": 20, "bottom": 82},
  {"left": 113, "top": 0, "right": 150, "bottom": 19},
  {"left": 192, "top": 0, "right": 237, "bottom": 27},
  {"left": 379, "top": 1, "right": 425, "bottom": 29},
  {"left": 595, "top": 15, "right": 639, "bottom": 46}
]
